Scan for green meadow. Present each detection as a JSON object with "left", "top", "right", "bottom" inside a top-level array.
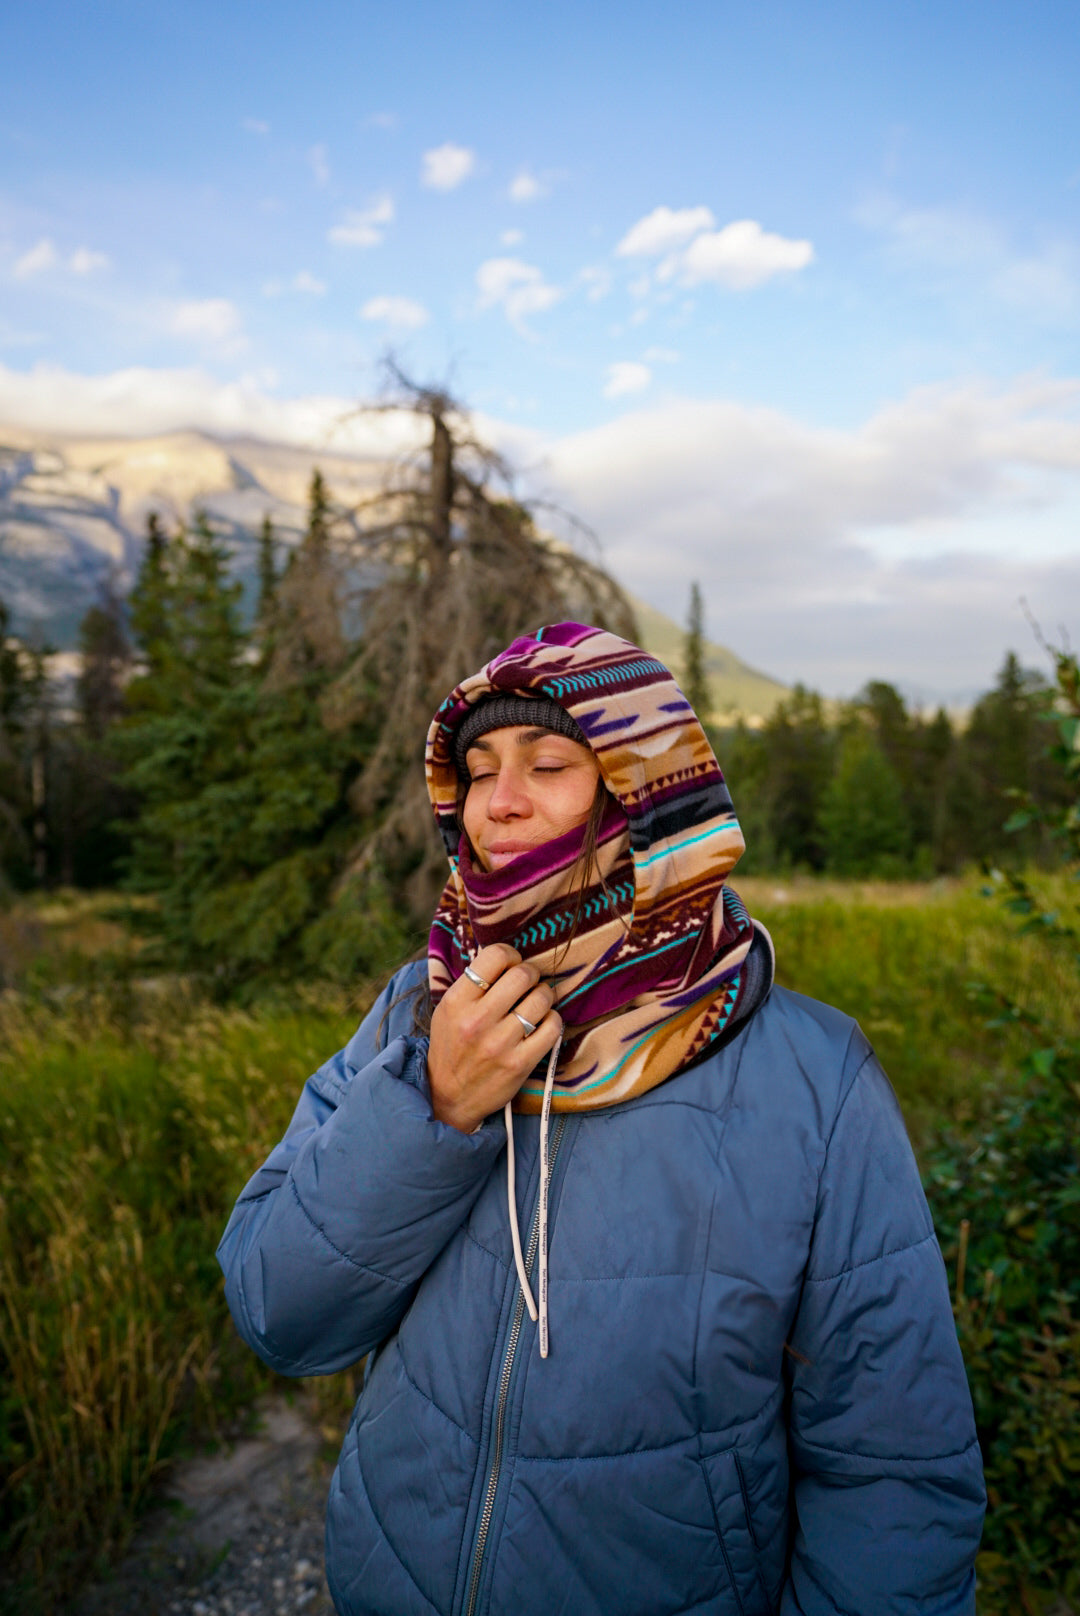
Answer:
[{"left": 0, "top": 878, "right": 1075, "bottom": 1613}]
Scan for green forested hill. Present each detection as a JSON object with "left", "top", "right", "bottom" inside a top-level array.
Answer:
[{"left": 630, "top": 595, "right": 789, "bottom": 722}]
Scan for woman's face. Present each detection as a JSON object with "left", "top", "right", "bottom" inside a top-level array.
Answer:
[{"left": 463, "top": 725, "right": 601, "bottom": 872}]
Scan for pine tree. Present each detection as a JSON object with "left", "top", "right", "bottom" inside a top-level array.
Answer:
[
  {"left": 0, "top": 597, "right": 31, "bottom": 888},
  {"left": 818, "top": 724, "right": 909, "bottom": 877},
  {"left": 78, "top": 582, "right": 130, "bottom": 742},
  {"left": 683, "top": 581, "right": 711, "bottom": 720},
  {"left": 959, "top": 652, "right": 1063, "bottom": 862},
  {"left": 256, "top": 512, "right": 278, "bottom": 624},
  {"left": 757, "top": 686, "right": 835, "bottom": 869},
  {"left": 128, "top": 511, "right": 171, "bottom": 675}
]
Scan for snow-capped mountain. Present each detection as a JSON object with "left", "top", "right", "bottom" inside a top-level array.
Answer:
[{"left": 0, "top": 427, "right": 385, "bottom": 646}]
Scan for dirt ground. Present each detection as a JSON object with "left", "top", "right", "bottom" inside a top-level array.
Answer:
[{"left": 74, "top": 1397, "right": 336, "bottom": 1616}]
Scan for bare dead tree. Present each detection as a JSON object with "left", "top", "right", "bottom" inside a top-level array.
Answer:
[{"left": 325, "top": 364, "right": 638, "bottom": 919}]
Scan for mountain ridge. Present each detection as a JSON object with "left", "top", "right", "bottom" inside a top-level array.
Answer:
[{"left": 0, "top": 425, "right": 788, "bottom": 721}]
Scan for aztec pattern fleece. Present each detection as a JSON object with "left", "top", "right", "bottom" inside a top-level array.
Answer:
[{"left": 425, "top": 621, "right": 761, "bottom": 1111}]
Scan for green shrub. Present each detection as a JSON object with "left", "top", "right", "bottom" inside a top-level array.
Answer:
[{"left": 925, "top": 1034, "right": 1080, "bottom": 1612}]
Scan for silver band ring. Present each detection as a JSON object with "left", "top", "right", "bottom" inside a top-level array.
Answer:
[
  {"left": 513, "top": 1011, "right": 538, "bottom": 1037},
  {"left": 464, "top": 965, "right": 491, "bottom": 992}
]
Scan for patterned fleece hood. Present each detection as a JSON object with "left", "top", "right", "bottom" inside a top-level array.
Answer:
[{"left": 425, "top": 621, "right": 771, "bottom": 1113}]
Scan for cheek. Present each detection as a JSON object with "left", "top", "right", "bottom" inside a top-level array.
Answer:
[
  {"left": 462, "top": 788, "right": 484, "bottom": 846},
  {"left": 546, "top": 774, "right": 601, "bottom": 834}
]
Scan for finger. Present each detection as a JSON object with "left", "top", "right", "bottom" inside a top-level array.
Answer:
[
  {"left": 505, "top": 982, "right": 555, "bottom": 1034},
  {"left": 471, "top": 943, "right": 523, "bottom": 986},
  {"left": 511, "top": 1006, "right": 562, "bottom": 1069},
  {"left": 448, "top": 944, "right": 520, "bottom": 1002},
  {"left": 483, "top": 959, "right": 542, "bottom": 1021}
]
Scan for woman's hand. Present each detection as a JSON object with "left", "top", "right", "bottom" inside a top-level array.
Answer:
[{"left": 427, "top": 944, "right": 562, "bottom": 1133}]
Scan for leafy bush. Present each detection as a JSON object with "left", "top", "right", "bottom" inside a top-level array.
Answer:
[
  {"left": 922, "top": 643, "right": 1080, "bottom": 1614},
  {"left": 926, "top": 1031, "right": 1080, "bottom": 1611}
]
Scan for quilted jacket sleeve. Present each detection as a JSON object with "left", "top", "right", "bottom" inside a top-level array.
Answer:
[
  {"left": 780, "top": 1037, "right": 986, "bottom": 1616},
  {"left": 216, "top": 968, "right": 505, "bottom": 1376}
]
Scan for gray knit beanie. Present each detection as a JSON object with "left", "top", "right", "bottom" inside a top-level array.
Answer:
[{"left": 454, "top": 696, "right": 588, "bottom": 779}]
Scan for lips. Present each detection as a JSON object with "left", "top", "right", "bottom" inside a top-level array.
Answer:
[{"left": 483, "top": 841, "right": 538, "bottom": 869}]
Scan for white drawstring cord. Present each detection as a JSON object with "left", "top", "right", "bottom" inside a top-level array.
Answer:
[
  {"left": 505, "top": 1097, "right": 537, "bottom": 1322},
  {"left": 537, "top": 1033, "right": 561, "bottom": 1358},
  {"left": 503, "top": 1031, "right": 563, "bottom": 1356}
]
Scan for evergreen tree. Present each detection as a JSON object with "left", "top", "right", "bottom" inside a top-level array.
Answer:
[
  {"left": 683, "top": 581, "right": 711, "bottom": 719},
  {"left": 0, "top": 598, "right": 31, "bottom": 889},
  {"left": 256, "top": 512, "right": 279, "bottom": 625},
  {"left": 78, "top": 583, "right": 130, "bottom": 742},
  {"left": 117, "top": 511, "right": 247, "bottom": 931},
  {"left": 57, "top": 586, "right": 134, "bottom": 886},
  {"left": 959, "top": 652, "right": 1063, "bottom": 862},
  {"left": 757, "top": 686, "right": 835, "bottom": 869},
  {"left": 128, "top": 511, "right": 171, "bottom": 676},
  {"left": 818, "top": 725, "right": 909, "bottom": 876}
]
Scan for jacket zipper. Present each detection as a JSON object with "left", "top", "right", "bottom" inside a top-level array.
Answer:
[{"left": 464, "top": 1115, "right": 567, "bottom": 1616}]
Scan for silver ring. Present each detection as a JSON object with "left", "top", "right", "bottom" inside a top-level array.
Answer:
[
  {"left": 464, "top": 965, "right": 491, "bottom": 992},
  {"left": 513, "top": 1011, "right": 537, "bottom": 1037}
]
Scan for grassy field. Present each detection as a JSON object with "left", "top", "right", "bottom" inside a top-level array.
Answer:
[
  {"left": 738, "top": 873, "right": 1080, "bottom": 1144},
  {"left": 0, "top": 878, "right": 1071, "bottom": 1611}
]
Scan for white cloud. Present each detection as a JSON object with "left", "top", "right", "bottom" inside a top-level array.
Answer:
[
  {"left": 242, "top": 117, "right": 270, "bottom": 135},
  {"left": 580, "top": 266, "right": 612, "bottom": 302},
  {"left": 616, "top": 205, "right": 715, "bottom": 258},
  {"left": 603, "top": 362, "right": 652, "bottom": 399},
  {"left": 658, "top": 220, "right": 814, "bottom": 289},
  {"left": 12, "top": 239, "right": 111, "bottom": 280},
  {"left": 69, "top": 247, "right": 110, "bottom": 275},
  {"left": 263, "top": 271, "right": 329, "bottom": 298},
  {"left": 0, "top": 360, "right": 430, "bottom": 456},
  {"left": 5, "top": 360, "right": 1079, "bottom": 697},
  {"left": 328, "top": 196, "right": 394, "bottom": 248},
  {"left": 643, "top": 346, "right": 679, "bottom": 363},
  {"left": 308, "top": 143, "right": 330, "bottom": 188},
  {"left": 360, "top": 294, "right": 429, "bottom": 329},
  {"left": 509, "top": 169, "right": 545, "bottom": 203},
  {"left": 366, "top": 111, "right": 399, "bottom": 131},
  {"left": 476, "top": 257, "right": 561, "bottom": 331},
  {"left": 501, "top": 228, "right": 524, "bottom": 247},
  {"left": 862, "top": 194, "right": 1079, "bottom": 319},
  {"left": 546, "top": 377, "right": 1080, "bottom": 694},
  {"left": 13, "top": 238, "right": 58, "bottom": 279},
  {"left": 421, "top": 143, "right": 476, "bottom": 191},
  {"left": 293, "top": 270, "right": 326, "bottom": 295},
  {"left": 168, "top": 298, "right": 244, "bottom": 348}
]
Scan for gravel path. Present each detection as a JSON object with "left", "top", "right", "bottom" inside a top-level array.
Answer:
[{"left": 75, "top": 1398, "right": 338, "bottom": 1616}]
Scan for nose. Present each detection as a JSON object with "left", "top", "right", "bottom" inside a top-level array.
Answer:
[{"left": 486, "top": 765, "right": 531, "bottom": 821}]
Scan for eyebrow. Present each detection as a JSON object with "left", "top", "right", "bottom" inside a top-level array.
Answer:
[{"left": 465, "top": 727, "right": 575, "bottom": 755}]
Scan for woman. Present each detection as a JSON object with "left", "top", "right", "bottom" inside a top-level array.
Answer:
[{"left": 219, "top": 622, "right": 985, "bottom": 1616}]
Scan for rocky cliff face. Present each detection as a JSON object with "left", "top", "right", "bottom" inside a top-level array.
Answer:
[
  {"left": 0, "top": 428, "right": 383, "bottom": 646},
  {"left": 0, "top": 425, "right": 787, "bottom": 718}
]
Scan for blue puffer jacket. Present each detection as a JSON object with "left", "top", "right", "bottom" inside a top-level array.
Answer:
[{"left": 218, "top": 962, "right": 984, "bottom": 1616}]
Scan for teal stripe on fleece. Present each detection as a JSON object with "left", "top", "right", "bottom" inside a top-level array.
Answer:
[
  {"left": 633, "top": 819, "right": 739, "bottom": 870},
  {"left": 558, "top": 933, "right": 688, "bottom": 1007},
  {"left": 522, "top": 971, "right": 743, "bottom": 1098}
]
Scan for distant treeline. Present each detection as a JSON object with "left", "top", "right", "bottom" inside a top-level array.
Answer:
[
  {"left": 715, "top": 657, "right": 1067, "bottom": 879},
  {"left": 0, "top": 466, "right": 1068, "bottom": 988}
]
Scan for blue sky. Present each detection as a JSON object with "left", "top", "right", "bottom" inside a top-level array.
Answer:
[{"left": 2, "top": 0, "right": 1080, "bottom": 698}]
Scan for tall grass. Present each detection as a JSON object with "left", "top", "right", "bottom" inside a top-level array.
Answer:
[
  {"left": 0, "top": 971, "right": 363, "bottom": 1612},
  {"left": 738, "top": 874, "right": 1080, "bottom": 1143}
]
